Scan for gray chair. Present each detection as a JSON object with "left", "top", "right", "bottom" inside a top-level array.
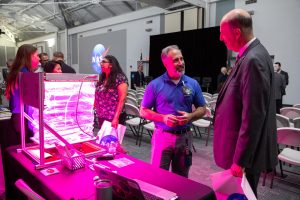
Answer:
[
  {"left": 293, "top": 104, "right": 300, "bottom": 109},
  {"left": 293, "top": 117, "right": 300, "bottom": 128},
  {"left": 124, "top": 103, "right": 145, "bottom": 146},
  {"left": 202, "top": 92, "right": 212, "bottom": 98},
  {"left": 141, "top": 121, "right": 155, "bottom": 145},
  {"left": 126, "top": 96, "right": 138, "bottom": 107},
  {"left": 276, "top": 114, "right": 290, "bottom": 128},
  {"left": 192, "top": 107, "right": 213, "bottom": 146},
  {"left": 203, "top": 95, "right": 212, "bottom": 104},
  {"left": 280, "top": 107, "right": 300, "bottom": 120},
  {"left": 208, "top": 100, "right": 217, "bottom": 112},
  {"left": 263, "top": 127, "right": 300, "bottom": 188}
]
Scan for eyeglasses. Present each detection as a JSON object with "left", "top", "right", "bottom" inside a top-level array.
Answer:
[{"left": 100, "top": 60, "right": 110, "bottom": 64}]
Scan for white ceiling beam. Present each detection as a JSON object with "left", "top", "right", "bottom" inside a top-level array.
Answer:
[{"left": 182, "top": 0, "right": 206, "bottom": 8}]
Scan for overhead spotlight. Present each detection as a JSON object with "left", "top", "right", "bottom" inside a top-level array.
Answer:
[
  {"left": 107, "top": 28, "right": 112, "bottom": 32},
  {"left": 145, "top": 28, "right": 152, "bottom": 32}
]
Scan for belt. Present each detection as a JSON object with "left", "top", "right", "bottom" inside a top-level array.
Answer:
[{"left": 160, "top": 128, "right": 191, "bottom": 135}]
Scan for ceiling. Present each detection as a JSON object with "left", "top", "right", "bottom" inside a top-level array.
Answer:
[{"left": 0, "top": 0, "right": 198, "bottom": 42}]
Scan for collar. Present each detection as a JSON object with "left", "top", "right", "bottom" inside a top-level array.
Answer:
[
  {"left": 21, "top": 66, "right": 29, "bottom": 72},
  {"left": 162, "top": 72, "right": 186, "bottom": 84},
  {"left": 238, "top": 37, "right": 256, "bottom": 58}
]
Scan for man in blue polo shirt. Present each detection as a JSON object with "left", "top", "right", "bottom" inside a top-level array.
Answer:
[{"left": 140, "top": 45, "right": 206, "bottom": 177}]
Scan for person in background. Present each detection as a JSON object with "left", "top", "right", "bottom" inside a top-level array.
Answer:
[
  {"left": 134, "top": 63, "right": 145, "bottom": 89},
  {"left": 216, "top": 66, "right": 228, "bottom": 92},
  {"left": 35, "top": 52, "right": 49, "bottom": 72},
  {"left": 53, "top": 51, "right": 76, "bottom": 73},
  {"left": 226, "top": 66, "right": 233, "bottom": 76},
  {"left": 5, "top": 44, "right": 40, "bottom": 144},
  {"left": 3, "top": 58, "right": 14, "bottom": 83},
  {"left": 43, "top": 61, "right": 63, "bottom": 73},
  {"left": 94, "top": 55, "right": 128, "bottom": 129},
  {"left": 140, "top": 45, "right": 206, "bottom": 177},
  {"left": 274, "top": 64, "right": 286, "bottom": 113},
  {"left": 214, "top": 9, "right": 277, "bottom": 197},
  {"left": 274, "top": 62, "right": 288, "bottom": 107},
  {"left": 274, "top": 62, "right": 288, "bottom": 86}
]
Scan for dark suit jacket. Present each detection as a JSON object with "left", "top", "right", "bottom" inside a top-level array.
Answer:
[
  {"left": 134, "top": 71, "right": 145, "bottom": 87},
  {"left": 213, "top": 39, "right": 278, "bottom": 173},
  {"left": 279, "top": 70, "right": 289, "bottom": 85},
  {"left": 57, "top": 60, "right": 76, "bottom": 73},
  {"left": 279, "top": 70, "right": 288, "bottom": 95}
]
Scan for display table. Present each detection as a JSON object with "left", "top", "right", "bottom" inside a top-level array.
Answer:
[{"left": 5, "top": 145, "right": 215, "bottom": 200}]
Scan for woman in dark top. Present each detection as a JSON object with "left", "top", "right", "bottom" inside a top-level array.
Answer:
[
  {"left": 44, "top": 61, "right": 62, "bottom": 73},
  {"left": 95, "top": 55, "right": 128, "bottom": 129},
  {"left": 5, "top": 44, "right": 40, "bottom": 144}
]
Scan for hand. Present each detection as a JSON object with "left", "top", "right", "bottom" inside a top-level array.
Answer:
[
  {"left": 163, "top": 114, "right": 179, "bottom": 127},
  {"left": 230, "top": 163, "right": 243, "bottom": 177},
  {"left": 111, "top": 118, "right": 119, "bottom": 129},
  {"left": 176, "top": 111, "right": 192, "bottom": 125}
]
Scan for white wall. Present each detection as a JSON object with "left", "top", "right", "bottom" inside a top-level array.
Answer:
[
  {"left": 0, "top": 37, "right": 15, "bottom": 47},
  {"left": 68, "top": 7, "right": 164, "bottom": 86},
  {"left": 17, "top": 33, "right": 57, "bottom": 60},
  {"left": 235, "top": 0, "right": 300, "bottom": 104}
]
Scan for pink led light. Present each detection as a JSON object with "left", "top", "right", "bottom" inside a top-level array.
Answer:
[{"left": 31, "top": 81, "right": 96, "bottom": 148}]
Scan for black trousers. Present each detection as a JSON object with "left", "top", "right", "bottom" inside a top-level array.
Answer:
[
  {"left": 245, "top": 169, "right": 261, "bottom": 197},
  {"left": 276, "top": 99, "right": 283, "bottom": 114}
]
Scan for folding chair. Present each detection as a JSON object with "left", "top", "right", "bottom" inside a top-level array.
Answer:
[
  {"left": 192, "top": 107, "right": 213, "bottom": 146},
  {"left": 139, "top": 121, "right": 155, "bottom": 146},
  {"left": 280, "top": 107, "right": 300, "bottom": 121},
  {"left": 202, "top": 92, "right": 212, "bottom": 98},
  {"left": 126, "top": 96, "right": 138, "bottom": 107},
  {"left": 293, "top": 104, "right": 300, "bottom": 109},
  {"left": 208, "top": 100, "right": 217, "bottom": 113},
  {"left": 203, "top": 95, "right": 212, "bottom": 104},
  {"left": 124, "top": 103, "right": 145, "bottom": 145},
  {"left": 276, "top": 114, "right": 290, "bottom": 128},
  {"left": 293, "top": 117, "right": 300, "bottom": 128},
  {"left": 262, "top": 127, "right": 300, "bottom": 188}
]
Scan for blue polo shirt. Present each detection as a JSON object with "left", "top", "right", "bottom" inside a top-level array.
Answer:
[
  {"left": 9, "top": 67, "right": 29, "bottom": 114},
  {"left": 141, "top": 72, "right": 206, "bottom": 131}
]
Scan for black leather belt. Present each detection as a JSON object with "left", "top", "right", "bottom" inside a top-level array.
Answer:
[{"left": 163, "top": 128, "right": 191, "bottom": 135}]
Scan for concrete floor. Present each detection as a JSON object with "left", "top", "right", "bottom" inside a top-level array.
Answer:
[{"left": 122, "top": 128, "right": 300, "bottom": 200}]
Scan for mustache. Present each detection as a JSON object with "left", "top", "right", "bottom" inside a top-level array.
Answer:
[{"left": 176, "top": 64, "right": 185, "bottom": 69}]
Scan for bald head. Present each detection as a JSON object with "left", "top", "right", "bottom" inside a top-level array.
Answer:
[
  {"left": 222, "top": 9, "right": 253, "bottom": 37},
  {"left": 221, "top": 67, "right": 227, "bottom": 74},
  {"left": 220, "top": 9, "right": 254, "bottom": 52}
]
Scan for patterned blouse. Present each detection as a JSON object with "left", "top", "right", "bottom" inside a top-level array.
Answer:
[{"left": 95, "top": 73, "right": 128, "bottom": 121}]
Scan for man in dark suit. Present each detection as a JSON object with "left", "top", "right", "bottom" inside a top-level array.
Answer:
[
  {"left": 214, "top": 9, "right": 278, "bottom": 197},
  {"left": 53, "top": 51, "right": 76, "bottom": 73},
  {"left": 274, "top": 62, "right": 288, "bottom": 93},
  {"left": 133, "top": 63, "right": 145, "bottom": 89},
  {"left": 273, "top": 67, "right": 286, "bottom": 113}
]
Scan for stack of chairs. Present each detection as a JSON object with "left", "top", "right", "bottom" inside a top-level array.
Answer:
[{"left": 262, "top": 105, "right": 300, "bottom": 188}]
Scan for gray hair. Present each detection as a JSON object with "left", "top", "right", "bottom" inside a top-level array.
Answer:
[{"left": 161, "top": 45, "right": 180, "bottom": 60}]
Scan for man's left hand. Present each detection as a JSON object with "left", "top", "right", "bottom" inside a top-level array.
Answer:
[
  {"left": 177, "top": 111, "right": 192, "bottom": 125},
  {"left": 230, "top": 163, "right": 243, "bottom": 177}
]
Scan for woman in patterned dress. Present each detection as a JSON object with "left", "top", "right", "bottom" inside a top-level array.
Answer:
[{"left": 95, "top": 55, "right": 128, "bottom": 129}]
